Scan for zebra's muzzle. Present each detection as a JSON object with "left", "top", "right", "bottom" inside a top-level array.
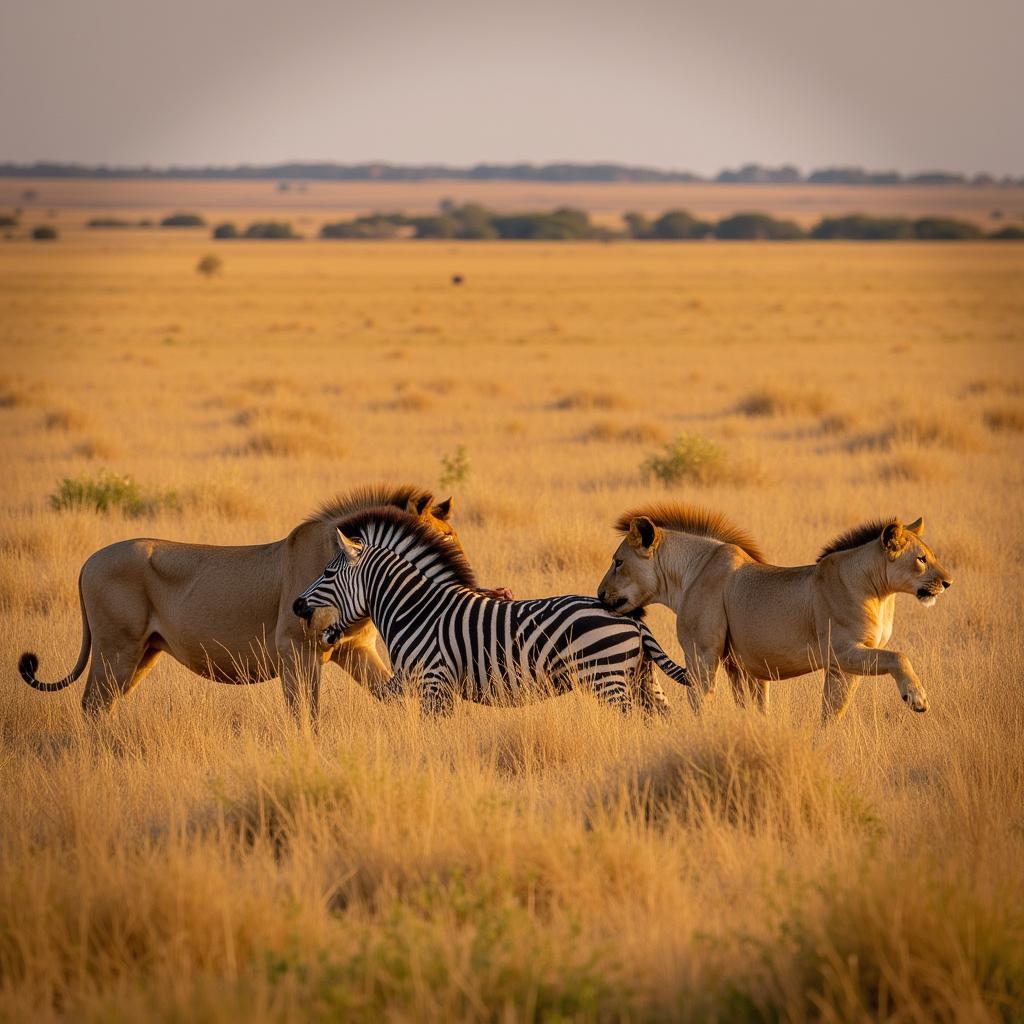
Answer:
[{"left": 293, "top": 596, "right": 313, "bottom": 621}]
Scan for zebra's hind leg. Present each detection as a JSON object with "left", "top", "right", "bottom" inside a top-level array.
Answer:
[
  {"left": 635, "top": 659, "right": 671, "bottom": 719},
  {"left": 593, "top": 674, "right": 633, "bottom": 715},
  {"left": 420, "top": 672, "right": 457, "bottom": 717}
]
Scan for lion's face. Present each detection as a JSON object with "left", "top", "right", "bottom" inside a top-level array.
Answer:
[
  {"left": 881, "top": 519, "right": 952, "bottom": 606},
  {"left": 598, "top": 516, "right": 663, "bottom": 613},
  {"left": 408, "top": 495, "right": 464, "bottom": 554}
]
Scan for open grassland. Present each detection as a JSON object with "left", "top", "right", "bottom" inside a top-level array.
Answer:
[
  {"left": 5, "top": 176, "right": 1024, "bottom": 230},
  {"left": 1, "top": 232, "right": 1023, "bottom": 1021}
]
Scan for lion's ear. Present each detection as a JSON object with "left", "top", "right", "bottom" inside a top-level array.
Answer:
[
  {"left": 432, "top": 496, "right": 454, "bottom": 521},
  {"left": 881, "top": 522, "right": 906, "bottom": 558},
  {"left": 407, "top": 494, "right": 433, "bottom": 518},
  {"left": 626, "top": 516, "right": 662, "bottom": 558},
  {"left": 906, "top": 517, "right": 924, "bottom": 536}
]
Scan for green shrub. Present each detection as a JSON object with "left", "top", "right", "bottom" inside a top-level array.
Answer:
[
  {"left": 990, "top": 225, "right": 1024, "bottom": 240},
  {"left": 439, "top": 445, "right": 470, "bottom": 487},
  {"left": 160, "top": 212, "right": 206, "bottom": 228},
  {"left": 212, "top": 222, "right": 239, "bottom": 239},
  {"left": 49, "top": 470, "right": 179, "bottom": 517},
  {"left": 642, "top": 433, "right": 731, "bottom": 485},
  {"left": 196, "top": 254, "right": 222, "bottom": 277},
  {"left": 31, "top": 225, "right": 58, "bottom": 241},
  {"left": 0, "top": 214, "right": 20, "bottom": 228}
]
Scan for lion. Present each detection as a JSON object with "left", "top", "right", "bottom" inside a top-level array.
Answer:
[
  {"left": 18, "top": 484, "right": 466, "bottom": 720},
  {"left": 597, "top": 504, "right": 952, "bottom": 722}
]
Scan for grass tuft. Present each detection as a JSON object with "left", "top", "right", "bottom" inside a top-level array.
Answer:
[{"left": 48, "top": 470, "right": 180, "bottom": 517}]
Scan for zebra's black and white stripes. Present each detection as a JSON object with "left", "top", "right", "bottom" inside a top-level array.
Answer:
[{"left": 293, "top": 509, "right": 688, "bottom": 714}]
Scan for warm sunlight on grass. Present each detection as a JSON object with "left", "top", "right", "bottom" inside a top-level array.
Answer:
[{"left": 1, "top": 230, "right": 1022, "bottom": 1020}]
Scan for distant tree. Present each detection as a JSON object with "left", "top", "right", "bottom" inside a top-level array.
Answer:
[
  {"left": 623, "top": 212, "right": 653, "bottom": 238},
  {"left": 0, "top": 213, "right": 18, "bottom": 227},
  {"left": 161, "top": 212, "right": 206, "bottom": 227},
  {"left": 989, "top": 225, "right": 1024, "bottom": 239},
  {"left": 87, "top": 217, "right": 134, "bottom": 228},
  {"left": 811, "top": 215, "right": 915, "bottom": 240},
  {"left": 409, "top": 215, "right": 458, "bottom": 238},
  {"left": 715, "top": 212, "right": 804, "bottom": 240},
  {"left": 244, "top": 221, "right": 299, "bottom": 239},
  {"left": 912, "top": 217, "right": 982, "bottom": 239},
  {"left": 196, "top": 254, "right": 222, "bottom": 276},
  {"left": 651, "top": 209, "right": 714, "bottom": 239},
  {"left": 907, "top": 172, "right": 966, "bottom": 185},
  {"left": 32, "top": 225, "right": 58, "bottom": 240},
  {"left": 452, "top": 204, "right": 498, "bottom": 239},
  {"left": 212, "top": 222, "right": 239, "bottom": 239}
]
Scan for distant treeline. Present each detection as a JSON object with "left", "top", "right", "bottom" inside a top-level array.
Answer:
[
  {"left": 296, "top": 206, "right": 1022, "bottom": 241},
  {"left": 2, "top": 161, "right": 1022, "bottom": 186}
]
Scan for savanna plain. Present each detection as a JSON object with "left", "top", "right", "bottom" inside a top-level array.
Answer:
[{"left": 1, "top": 221, "right": 1023, "bottom": 1022}]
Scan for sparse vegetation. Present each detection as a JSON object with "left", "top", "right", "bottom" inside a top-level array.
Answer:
[
  {"left": 196, "top": 253, "right": 222, "bottom": 277},
  {"left": 1, "top": 222, "right": 1020, "bottom": 1022},
  {"left": 212, "top": 221, "right": 239, "bottom": 239},
  {"left": 31, "top": 225, "right": 57, "bottom": 240},
  {"left": 642, "top": 433, "right": 734, "bottom": 485},
  {"left": 736, "top": 386, "right": 829, "bottom": 417},
  {"left": 48, "top": 470, "right": 180, "bottom": 517},
  {"left": 439, "top": 444, "right": 470, "bottom": 487}
]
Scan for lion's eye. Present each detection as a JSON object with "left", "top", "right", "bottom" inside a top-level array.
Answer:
[{"left": 917, "top": 555, "right": 927, "bottom": 564}]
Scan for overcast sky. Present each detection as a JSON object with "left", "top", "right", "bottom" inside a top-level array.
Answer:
[{"left": 1, "top": 0, "right": 1021, "bottom": 175}]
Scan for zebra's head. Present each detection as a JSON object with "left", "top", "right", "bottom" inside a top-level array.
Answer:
[{"left": 293, "top": 529, "right": 368, "bottom": 646}]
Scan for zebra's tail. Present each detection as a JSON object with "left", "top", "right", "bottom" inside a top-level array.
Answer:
[
  {"left": 639, "top": 623, "right": 690, "bottom": 686},
  {"left": 19, "top": 572, "right": 91, "bottom": 692}
]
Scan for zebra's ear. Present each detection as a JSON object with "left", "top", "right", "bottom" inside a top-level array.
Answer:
[
  {"left": 626, "top": 516, "right": 662, "bottom": 558},
  {"left": 432, "top": 496, "right": 454, "bottom": 521},
  {"left": 335, "top": 528, "right": 361, "bottom": 564}
]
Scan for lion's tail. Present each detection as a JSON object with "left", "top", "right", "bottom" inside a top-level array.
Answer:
[
  {"left": 639, "top": 623, "right": 690, "bottom": 686},
  {"left": 19, "top": 572, "right": 91, "bottom": 692}
]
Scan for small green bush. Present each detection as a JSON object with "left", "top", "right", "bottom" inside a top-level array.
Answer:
[
  {"left": 0, "top": 214, "right": 19, "bottom": 228},
  {"left": 642, "top": 433, "right": 731, "bottom": 485},
  {"left": 31, "top": 225, "right": 58, "bottom": 241},
  {"left": 49, "top": 470, "right": 179, "bottom": 517},
  {"left": 439, "top": 446, "right": 470, "bottom": 487},
  {"left": 196, "top": 254, "right": 222, "bottom": 277},
  {"left": 212, "top": 222, "right": 239, "bottom": 239}
]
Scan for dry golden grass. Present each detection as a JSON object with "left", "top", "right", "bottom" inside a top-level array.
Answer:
[{"left": 1, "top": 229, "right": 1023, "bottom": 1021}]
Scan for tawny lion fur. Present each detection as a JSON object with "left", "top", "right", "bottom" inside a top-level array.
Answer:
[
  {"left": 18, "top": 484, "right": 459, "bottom": 720},
  {"left": 597, "top": 504, "right": 952, "bottom": 722}
]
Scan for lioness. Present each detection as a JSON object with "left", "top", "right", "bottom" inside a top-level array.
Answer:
[
  {"left": 597, "top": 505, "right": 952, "bottom": 721},
  {"left": 19, "top": 484, "right": 462, "bottom": 720}
]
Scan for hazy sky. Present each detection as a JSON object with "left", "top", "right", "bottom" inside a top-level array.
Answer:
[{"left": 2, "top": 0, "right": 1021, "bottom": 175}]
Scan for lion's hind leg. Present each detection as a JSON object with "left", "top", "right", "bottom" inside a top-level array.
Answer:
[
  {"left": 726, "top": 660, "right": 770, "bottom": 713},
  {"left": 80, "top": 636, "right": 159, "bottom": 715}
]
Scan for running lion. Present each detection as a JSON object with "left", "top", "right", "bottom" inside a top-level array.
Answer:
[{"left": 597, "top": 504, "right": 952, "bottom": 721}]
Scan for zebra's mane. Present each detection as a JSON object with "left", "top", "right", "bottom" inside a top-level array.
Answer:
[
  {"left": 302, "top": 482, "right": 432, "bottom": 527},
  {"left": 816, "top": 518, "right": 897, "bottom": 562},
  {"left": 614, "top": 502, "right": 767, "bottom": 564},
  {"left": 335, "top": 506, "right": 479, "bottom": 589}
]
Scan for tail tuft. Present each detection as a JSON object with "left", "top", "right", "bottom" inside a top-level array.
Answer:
[{"left": 18, "top": 652, "right": 39, "bottom": 684}]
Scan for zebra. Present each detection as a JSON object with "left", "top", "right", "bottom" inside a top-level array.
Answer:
[{"left": 292, "top": 507, "right": 689, "bottom": 715}]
